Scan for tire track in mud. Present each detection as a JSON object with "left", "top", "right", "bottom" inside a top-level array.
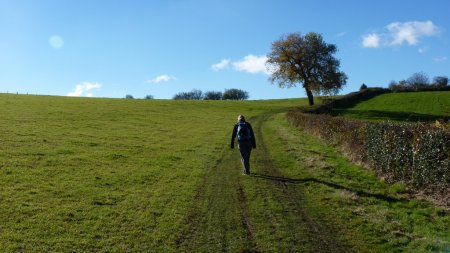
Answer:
[
  {"left": 237, "top": 183, "right": 258, "bottom": 251},
  {"left": 174, "top": 145, "right": 259, "bottom": 252}
]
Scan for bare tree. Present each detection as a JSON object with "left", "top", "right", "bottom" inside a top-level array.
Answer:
[
  {"left": 223, "top": 89, "right": 249, "bottom": 100},
  {"left": 173, "top": 89, "right": 204, "bottom": 100},
  {"left": 204, "top": 91, "right": 223, "bottom": 100},
  {"left": 407, "top": 71, "right": 429, "bottom": 90}
]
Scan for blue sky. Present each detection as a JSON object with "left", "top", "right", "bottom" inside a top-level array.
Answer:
[{"left": 0, "top": 0, "right": 449, "bottom": 99}]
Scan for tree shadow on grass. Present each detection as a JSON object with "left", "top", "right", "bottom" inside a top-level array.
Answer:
[
  {"left": 332, "top": 109, "right": 446, "bottom": 122},
  {"left": 251, "top": 173, "right": 407, "bottom": 204}
]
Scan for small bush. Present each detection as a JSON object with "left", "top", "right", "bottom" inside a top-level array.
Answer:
[
  {"left": 433, "top": 76, "right": 449, "bottom": 86},
  {"left": 360, "top": 83, "right": 368, "bottom": 90}
]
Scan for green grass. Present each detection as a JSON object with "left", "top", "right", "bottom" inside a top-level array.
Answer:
[
  {"left": 0, "top": 94, "right": 304, "bottom": 252},
  {"left": 261, "top": 113, "right": 450, "bottom": 252},
  {"left": 0, "top": 93, "right": 448, "bottom": 252},
  {"left": 334, "top": 91, "right": 450, "bottom": 121}
]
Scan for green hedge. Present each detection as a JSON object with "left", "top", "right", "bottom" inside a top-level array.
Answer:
[{"left": 286, "top": 109, "right": 450, "bottom": 189}]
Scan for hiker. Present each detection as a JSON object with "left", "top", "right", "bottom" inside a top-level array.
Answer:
[{"left": 230, "top": 115, "right": 256, "bottom": 175}]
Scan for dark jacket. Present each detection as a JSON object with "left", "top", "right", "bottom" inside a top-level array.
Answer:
[{"left": 230, "top": 121, "right": 256, "bottom": 149}]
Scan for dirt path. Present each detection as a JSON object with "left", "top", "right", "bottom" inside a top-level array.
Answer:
[
  {"left": 175, "top": 112, "right": 352, "bottom": 252},
  {"left": 174, "top": 143, "right": 258, "bottom": 252},
  {"left": 249, "top": 113, "right": 353, "bottom": 252}
]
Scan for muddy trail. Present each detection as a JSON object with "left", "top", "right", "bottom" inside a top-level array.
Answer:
[
  {"left": 175, "top": 112, "right": 353, "bottom": 252},
  {"left": 174, "top": 134, "right": 257, "bottom": 252}
]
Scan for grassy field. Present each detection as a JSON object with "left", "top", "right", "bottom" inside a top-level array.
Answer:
[
  {"left": 0, "top": 94, "right": 303, "bottom": 251},
  {"left": 333, "top": 91, "right": 450, "bottom": 121},
  {"left": 0, "top": 93, "right": 449, "bottom": 252}
]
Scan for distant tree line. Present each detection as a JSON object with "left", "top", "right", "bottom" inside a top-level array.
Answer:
[
  {"left": 124, "top": 94, "right": 154, "bottom": 99},
  {"left": 121, "top": 88, "right": 250, "bottom": 100},
  {"left": 389, "top": 72, "right": 449, "bottom": 92},
  {"left": 173, "top": 89, "right": 204, "bottom": 100},
  {"left": 172, "top": 88, "right": 249, "bottom": 100}
]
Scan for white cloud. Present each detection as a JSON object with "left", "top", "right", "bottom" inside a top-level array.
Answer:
[
  {"left": 361, "top": 21, "right": 440, "bottom": 48},
  {"left": 211, "top": 59, "right": 230, "bottom": 71},
  {"left": 147, "top": 74, "right": 178, "bottom": 84},
  {"left": 434, "top": 56, "right": 448, "bottom": 63},
  {"left": 49, "top": 35, "right": 64, "bottom": 49},
  {"left": 387, "top": 21, "right": 439, "bottom": 46},
  {"left": 67, "top": 82, "right": 101, "bottom": 97},
  {"left": 362, "top": 33, "right": 380, "bottom": 48},
  {"left": 232, "top": 55, "right": 271, "bottom": 75},
  {"left": 213, "top": 55, "right": 276, "bottom": 75}
]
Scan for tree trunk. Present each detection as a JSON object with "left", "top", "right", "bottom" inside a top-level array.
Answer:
[{"left": 305, "top": 87, "right": 314, "bottom": 105}]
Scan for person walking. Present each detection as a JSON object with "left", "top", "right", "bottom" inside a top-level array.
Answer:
[{"left": 230, "top": 115, "right": 256, "bottom": 175}]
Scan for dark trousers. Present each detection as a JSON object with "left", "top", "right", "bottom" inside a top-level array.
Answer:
[{"left": 238, "top": 141, "right": 252, "bottom": 174}]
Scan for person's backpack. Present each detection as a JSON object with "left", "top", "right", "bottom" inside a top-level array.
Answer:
[{"left": 237, "top": 122, "right": 252, "bottom": 141}]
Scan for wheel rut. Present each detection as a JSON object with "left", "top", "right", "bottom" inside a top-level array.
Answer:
[
  {"left": 174, "top": 144, "right": 259, "bottom": 252},
  {"left": 175, "top": 111, "right": 352, "bottom": 252},
  {"left": 249, "top": 112, "right": 353, "bottom": 252}
]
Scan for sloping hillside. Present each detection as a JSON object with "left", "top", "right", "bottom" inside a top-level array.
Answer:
[
  {"left": 335, "top": 91, "right": 450, "bottom": 121},
  {"left": 0, "top": 94, "right": 448, "bottom": 252}
]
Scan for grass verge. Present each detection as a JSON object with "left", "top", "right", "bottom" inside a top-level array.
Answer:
[{"left": 261, "top": 112, "right": 450, "bottom": 252}]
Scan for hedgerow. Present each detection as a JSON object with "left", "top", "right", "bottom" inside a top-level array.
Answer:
[{"left": 286, "top": 109, "right": 450, "bottom": 190}]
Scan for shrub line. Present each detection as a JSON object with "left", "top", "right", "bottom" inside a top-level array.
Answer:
[{"left": 286, "top": 91, "right": 450, "bottom": 202}]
